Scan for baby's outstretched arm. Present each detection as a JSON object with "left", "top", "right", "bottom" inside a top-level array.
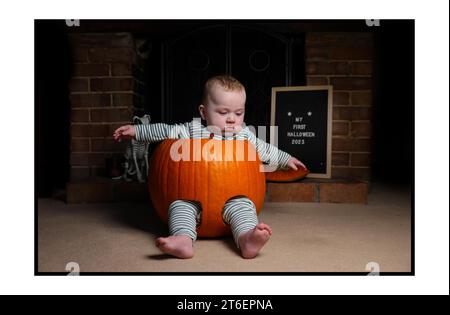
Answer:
[
  {"left": 113, "top": 125, "right": 136, "bottom": 142},
  {"left": 114, "top": 121, "right": 191, "bottom": 143}
]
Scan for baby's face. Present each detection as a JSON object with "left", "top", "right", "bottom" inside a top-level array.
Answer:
[{"left": 199, "top": 85, "right": 246, "bottom": 136}]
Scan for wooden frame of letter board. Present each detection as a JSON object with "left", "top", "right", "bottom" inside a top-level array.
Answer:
[{"left": 270, "top": 85, "right": 333, "bottom": 179}]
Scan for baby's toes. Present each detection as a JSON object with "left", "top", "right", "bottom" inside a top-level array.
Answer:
[
  {"left": 155, "top": 238, "right": 165, "bottom": 247},
  {"left": 256, "top": 223, "right": 272, "bottom": 234}
]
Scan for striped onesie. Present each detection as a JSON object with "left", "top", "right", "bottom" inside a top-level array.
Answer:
[{"left": 135, "top": 118, "right": 292, "bottom": 247}]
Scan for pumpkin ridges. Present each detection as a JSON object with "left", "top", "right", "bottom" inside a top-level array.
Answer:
[
  {"left": 204, "top": 157, "right": 211, "bottom": 233},
  {"left": 163, "top": 142, "right": 169, "bottom": 216},
  {"left": 174, "top": 146, "right": 180, "bottom": 206},
  {"left": 149, "top": 142, "right": 164, "bottom": 221}
]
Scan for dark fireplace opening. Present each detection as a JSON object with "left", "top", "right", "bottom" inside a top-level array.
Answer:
[
  {"left": 140, "top": 22, "right": 306, "bottom": 126},
  {"left": 138, "top": 22, "right": 307, "bottom": 163}
]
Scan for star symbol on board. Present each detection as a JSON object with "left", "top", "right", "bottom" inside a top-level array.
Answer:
[
  {"left": 287, "top": 112, "right": 292, "bottom": 116},
  {"left": 307, "top": 111, "right": 312, "bottom": 116}
]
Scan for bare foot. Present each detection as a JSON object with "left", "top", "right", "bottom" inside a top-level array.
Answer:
[
  {"left": 155, "top": 235, "right": 194, "bottom": 259},
  {"left": 238, "top": 223, "right": 272, "bottom": 259}
]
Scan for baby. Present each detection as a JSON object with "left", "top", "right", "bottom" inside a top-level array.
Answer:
[{"left": 113, "top": 75, "right": 305, "bottom": 259}]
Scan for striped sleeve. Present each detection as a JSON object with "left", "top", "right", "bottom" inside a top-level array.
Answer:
[
  {"left": 243, "top": 127, "right": 292, "bottom": 169},
  {"left": 134, "top": 122, "right": 191, "bottom": 142}
]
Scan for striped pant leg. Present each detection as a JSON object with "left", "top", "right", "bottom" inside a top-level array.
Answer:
[
  {"left": 222, "top": 197, "right": 258, "bottom": 248},
  {"left": 168, "top": 200, "right": 202, "bottom": 242}
]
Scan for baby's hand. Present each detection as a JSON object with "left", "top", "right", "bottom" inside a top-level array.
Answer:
[
  {"left": 113, "top": 125, "right": 136, "bottom": 142},
  {"left": 287, "top": 157, "right": 306, "bottom": 171}
]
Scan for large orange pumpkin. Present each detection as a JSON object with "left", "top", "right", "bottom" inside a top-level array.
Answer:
[{"left": 148, "top": 139, "right": 266, "bottom": 237}]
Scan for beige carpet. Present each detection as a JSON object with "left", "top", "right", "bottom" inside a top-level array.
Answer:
[{"left": 37, "top": 184, "right": 411, "bottom": 273}]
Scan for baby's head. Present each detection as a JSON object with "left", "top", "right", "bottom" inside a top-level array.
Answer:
[{"left": 198, "top": 75, "right": 246, "bottom": 136}]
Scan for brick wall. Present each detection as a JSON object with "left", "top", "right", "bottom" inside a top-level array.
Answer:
[
  {"left": 305, "top": 32, "right": 373, "bottom": 180},
  {"left": 68, "top": 33, "right": 145, "bottom": 181}
]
